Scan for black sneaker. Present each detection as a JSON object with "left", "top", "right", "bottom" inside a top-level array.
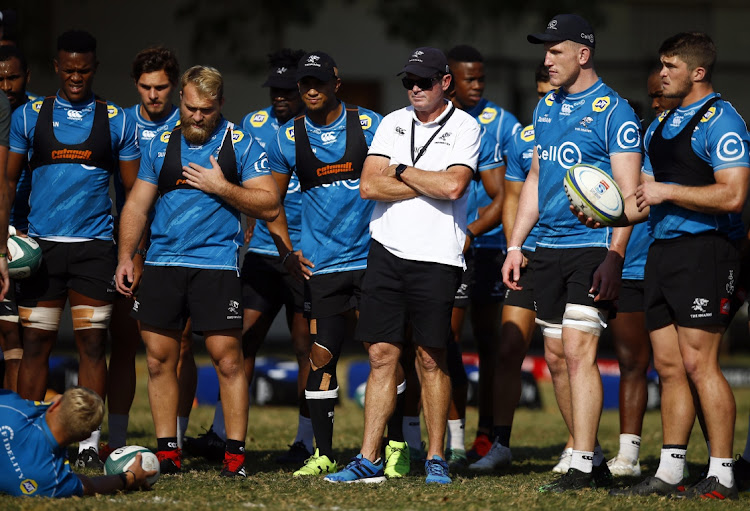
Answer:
[
  {"left": 609, "top": 476, "right": 683, "bottom": 497},
  {"left": 592, "top": 462, "right": 613, "bottom": 488},
  {"left": 183, "top": 426, "right": 226, "bottom": 461},
  {"left": 275, "top": 441, "right": 312, "bottom": 464},
  {"left": 75, "top": 447, "right": 104, "bottom": 469},
  {"left": 539, "top": 468, "right": 594, "bottom": 493},
  {"left": 733, "top": 455, "right": 750, "bottom": 492},
  {"left": 675, "top": 475, "right": 738, "bottom": 500}
]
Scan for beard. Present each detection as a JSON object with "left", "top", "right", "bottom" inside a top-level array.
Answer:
[
  {"left": 663, "top": 75, "right": 692, "bottom": 100},
  {"left": 181, "top": 114, "right": 220, "bottom": 145}
]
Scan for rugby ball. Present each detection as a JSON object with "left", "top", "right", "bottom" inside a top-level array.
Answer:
[
  {"left": 8, "top": 234, "right": 42, "bottom": 279},
  {"left": 104, "top": 445, "right": 160, "bottom": 486},
  {"left": 563, "top": 164, "right": 624, "bottom": 225}
]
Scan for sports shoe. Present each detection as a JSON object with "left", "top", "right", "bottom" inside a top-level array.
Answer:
[
  {"left": 156, "top": 449, "right": 182, "bottom": 474},
  {"left": 293, "top": 448, "right": 338, "bottom": 477},
  {"left": 324, "top": 454, "right": 385, "bottom": 483},
  {"left": 220, "top": 452, "right": 247, "bottom": 478},
  {"left": 446, "top": 448, "right": 468, "bottom": 469},
  {"left": 183, "top": 426, "right": 225, "bottom": 461},
  {"left": 675, "top": 475, "right": 738, "bottom": 500},
  {"left": 469, "top": 441, "right": 512, "bottom": 472},
  {"left": 552, "top": 447, "right": 573, "bottom": 473},
  {"left": 384, "top": 440, "right": 410, "bottom": 478},
  {"left": 592, "top": 461, "right": 614, "bottom": 488},
  {"left": 75, "top": 447, "right": 104, "bottom": 469},
  {"left": 409, "top": 441, "right": 426, "bottom": 463},
  {"left": 425, "top": 455, "right": 451, "bottom": 484},
  {"left": 607, "top": 453, "right": 641, "bottom": 476},
  {"left": 539, "top": 468, "right": 594, "bottom": 493},
  {"left": 734, "top": 455, "right": 750, "bottom": 492},
  {"left": 275, "top": 441, "right": 312, "bottom": 464},
  {"left": 98, "top": 443, "right": 116, "bottom": 463},
  {"left": 609, "top": 476, "right": 683, "bottom": 497},
  {"left": 466, "top": 433, "right": 492, "bottom": 460}
]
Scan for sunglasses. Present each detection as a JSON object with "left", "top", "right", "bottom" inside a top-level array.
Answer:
[{"left": 401, "top": 76, "right": 440, "bottom": 90}]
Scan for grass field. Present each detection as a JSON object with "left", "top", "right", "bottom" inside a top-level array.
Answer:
[{"left": 2, "top": 351, "right": 749, "bottom": 510}]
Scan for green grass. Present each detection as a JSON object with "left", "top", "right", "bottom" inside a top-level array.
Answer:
[{"left": 2, "top": 353, "right": 749, "bottom": 510}]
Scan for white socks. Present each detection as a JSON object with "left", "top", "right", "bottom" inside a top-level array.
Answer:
[
  {"left": 655, "top": 446, "right": 687, "bottom": 484},
  {"left": 569, "top": 450, "right": 593, "bottom": 473},
  {"left": 79, "top": 427, "right": 101, "bottom": 453},
  {"left": 447, "top": 419, "right": 465, "bottom": 452},
  {"left": 708, "top": 457, "right": 735, "bottom": 488},
  {"left": 618, "top": 433, "right": 641, "bottom": 462},
  {"left": 177, "top": 416, "right": 190, "bottom": 448},
  {"left": 212, "top": 402, "right": 227, "bottom": 441}
]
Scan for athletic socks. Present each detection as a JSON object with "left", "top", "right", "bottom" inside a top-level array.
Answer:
[
  {"left": 386, "top": 380, "right": 407, "bottom": 443},
  {"left": 308, "top": 395, "right": 336, "bottom": 459},
  {"left": 107, "top": 414, "right": 128, "bottom": 449},
  {"left": 226, "top": 439, "right": 245, "bottom": 455},
  {"left": 618, "top": 433, "right": 641, "bottom": 462},
  {"left": 157, "top": 436, "right": 179, "bottom": 452},
  {"left": 403, "top": 415, "right": 422, "bottom": 451},
  {"left": 447, "top": 419, "right": 466, "bottom": 452},
  {"left": 177, "top": 416, "right": 190, "bottom": 449},
  {"left": 294, "top": 415, "right": 314, "bottom": 453},
  {"left": 212, "top": 401, "right": 227, "bottom": 441},
  {"left": 492, "top": 425, "right": 512, "bottom": 448},
  {"left": 569, "top": 450, "right": 594, "bottom": 473},
  {"left": 79, "top": 426, "right": 101, "bottom": 453},
  {"left": 593, "top": 445, "right": 605, "bottom": 467},
  {"left": 743, "top": 413, "right": 750, "bottom": 461},
  {"left": 708, "top": 457, "right": 736, "bottom": 488},
  {"left": 655, "top": 445, "right": 687, "bottom": 484},
  {"left": 477, "top": 415, "right": 493, "bottom": 435}
]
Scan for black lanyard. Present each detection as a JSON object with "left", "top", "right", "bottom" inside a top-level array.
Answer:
[{"left": 410, "top": 103, "right": 455, "bottom": 166}]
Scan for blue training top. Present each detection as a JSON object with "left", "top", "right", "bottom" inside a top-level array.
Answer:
[
  {"left": 267, "top": 103, "right": 381, "bottom": 274},
  {"left": 505, "top": 123, "right": 540, "bottom": 252},
  {"left": 533, "top": 79, "right": 642, "bottom": 249},
  {"left": 242, "top": 106, "right": 303, "bottom": 255},
  {"left": 0, "top": 390, "right": 83, "bottom": 498}
]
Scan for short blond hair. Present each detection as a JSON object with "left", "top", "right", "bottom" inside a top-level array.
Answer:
[
  {"left": 58, "top": 387, "right": 104, "bottom": 439},
  {"left": 181, "top": 65, "right": 223, "bottom": 101}
]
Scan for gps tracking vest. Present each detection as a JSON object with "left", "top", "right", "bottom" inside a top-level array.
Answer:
[
  {"left": 29, "top": 96, "right": 114, "bottom": 172},
  {"left": 649, "top": 97, "right": 719, "bottom": 186},
  {"left": 158, "top": 124, "right": 238, "bottom": 195},
  {"left": 294, "top": 107, "right": 368, "bottom": 192}
]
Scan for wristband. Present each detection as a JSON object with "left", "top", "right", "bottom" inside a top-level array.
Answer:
[
  {"left": 281, "top": 251, "right": 293, "bottom": 265},
  {"left": 507, "top": 246, "right": 522, "bottom": 252},
  {"left": 126, "top": 470, "right": 136, "bottom": 484},
  {"left": 134, "top": 248, "right": 147, "bottom": 257},
  {"left": 466, "top": 229, "right": 475, "bottom": 241},
  {"left": 0, "top": 253, "right": 6, "bottom": 258},
  {"left": 119, "top": 471, "right": 129, "bottom": 489}
]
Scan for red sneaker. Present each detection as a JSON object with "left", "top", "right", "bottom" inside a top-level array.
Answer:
[
  {"left": 156, "top": 449, "right": 182, "bottom": 474},
  {"left": 467, "top": 433, "right": 492, "bottom": 460},
  {"left": 98, "top": 443, "right": 116, "bottom": 462},
  {"left": 221, "top": 452, "right": 247, "bottom": 477}
]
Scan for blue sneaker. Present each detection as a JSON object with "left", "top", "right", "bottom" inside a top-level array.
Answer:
[
  {"left": 324, "top": 454, "right": 386, "bottom": 483},
  {"left": 425, "top": 455, "right": 451, "bottom": 484}
]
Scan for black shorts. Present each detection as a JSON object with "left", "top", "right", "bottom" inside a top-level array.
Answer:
[
  {"left": 304, "top": 269, "right": 365, "bottom": 319},
  {"left": 18, "top": 239, "right": 117, "bottom": 306},
  {"left": 133, "top": 266, "right": 242, "bottom": 332},
  {"left": 616, "top": 279, "right": 644, "bottom": 314},
  {"left": 241, "top": 251, "right": 304, "bottom": 314},
  {"left": 454, "top": 248, "right": 505, "bottom": 308},
  {"left": 356, "top": 240, "right": 461, "bottom": 349},
  {"left": 532, "top": 246, "right": 611, "bottom": 324},
  {"left": 0, "top": 284, "right": 19, "bottom": 321},
  {"left": 644, "top": 234, "right": 739, "bottom": 330},
  {"left": 504, "top": 250, "right": 536, "bottom": 311}
]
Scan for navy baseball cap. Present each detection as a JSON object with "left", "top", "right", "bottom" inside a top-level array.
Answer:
[
  {"left": 399, "top": 47, "right": 450, "bottom": 78},
  {"left": 295, "top": 51, "right": 338, "bottom": 82},
  {"left": 527, "top": 14, "right": 596, "bottom": 48},
  {"left": 263, "top": 63, "right": 297, "bottom": 89}
]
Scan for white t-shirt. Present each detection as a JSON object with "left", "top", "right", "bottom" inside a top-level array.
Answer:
[{"left": 367, "top": 101, "right": 480, "bottom": 267}]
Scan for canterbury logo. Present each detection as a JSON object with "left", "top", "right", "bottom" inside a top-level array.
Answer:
[
  {"left": 722, "top": 462, "right": 734, "bottom": 467},
  {"left": 316, "top": 161, "right": 353, "bottom": 177},
  {"left": 671, "top": 453, "right": 686, "bottom": 459},
  {"left": 51, "top": 149, "right": 92, "bottom": 160},
  {"left": 582, "top": 455, "right": 593, "bottom": 461}
]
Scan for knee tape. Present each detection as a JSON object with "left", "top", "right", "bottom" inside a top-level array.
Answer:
[
  {"left": 562, "top": 304, "right": 607, "bottom": 336},
  {"left": 535, "top": 318, "right": 562, "bottom": 339},
  {"left": 2, "top": 348, "right": 23, "bottom": 360},
  {"left": 19, "top": 306, "right": 63, "bottom": 331},
  {"left": 71, "top": 304, "right": 113, "bottom": 330},
  {"left": 306, "top": 342, "right": 340, "bottom": 398},
  {"left": 446, "top": 340, "right": 468, "bottom": 389}
]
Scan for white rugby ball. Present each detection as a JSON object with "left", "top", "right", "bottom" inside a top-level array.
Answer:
[
  {"left": 563, "top": 163, "right": 624, "bottom": 225},
  {"left": 104, "top": 445, "right": 160, "bottom": 486},
  {"left": 8, "top": 234, "right": 42, "bottom": 279}
]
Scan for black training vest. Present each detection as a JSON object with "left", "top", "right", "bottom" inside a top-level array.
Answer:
[
  {"left": 157, "top": 124, "right": 239, "bottom": 196},
  {"left": 648, "top": 97, "right": 719, "bottom": 186},
  {"left": 29, "top": 96, "right": 114, "bottom": 172},
  {"left": 294, "top": 106, "right": 368, "bottom": 192}
]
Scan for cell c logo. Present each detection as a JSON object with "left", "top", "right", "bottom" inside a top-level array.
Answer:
[
  {"left": 559, "top": 141, "right": 582, "bottom": 169},
  {"left": 288, "top": 179, "right": 301, "bottom": 194},
  {"left": 342, "top": 178, "right": 360, "bottom": 190},
  {"left": 616, "top": 121, "right": 641, "bottom": 149},
  {"left": 716, "top": 132, "right": 746, "bottom": 162}
]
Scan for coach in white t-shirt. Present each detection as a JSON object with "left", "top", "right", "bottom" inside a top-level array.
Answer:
[{"left": 354, "top": 47, "right": 480, "bottom": 484}]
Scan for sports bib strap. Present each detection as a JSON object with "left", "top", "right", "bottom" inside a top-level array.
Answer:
[
  {"left": 29, "top": 96, "right": 115, "bottom": 173},
  {"left": 157, "top": 124, "right": 239, "bottom": 195},
  {"left": 294, "top": 107, "right": 369, "bottom": 193}
]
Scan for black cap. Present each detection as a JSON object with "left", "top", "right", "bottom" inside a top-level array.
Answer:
[
  {"left": 295, "top": 51, "right": 337, "bottom": 82},
  {"left": 527, "top": 14, "right": 596, "bottom": 48},
  {"left": 263, "top": 64, "right": 297, "bottom": 89},
  {"left": 398, "top": 47, "right": 449, "bottom": 78}
]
